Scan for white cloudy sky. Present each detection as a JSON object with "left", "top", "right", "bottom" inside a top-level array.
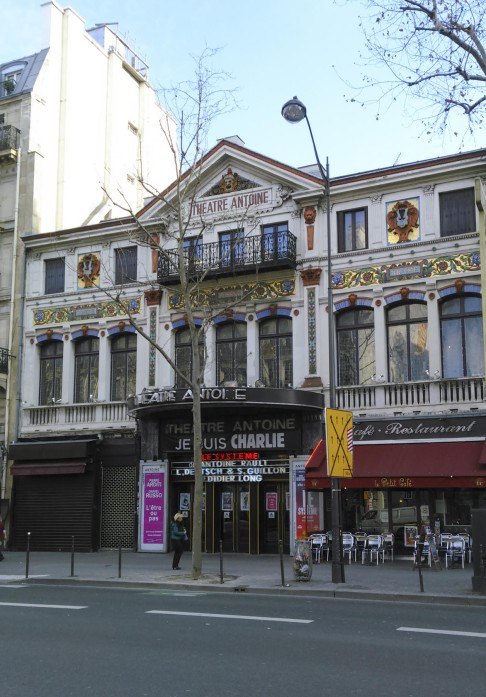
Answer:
[{"left": 1, "top": 0, "right": 482, "bottom": 176}]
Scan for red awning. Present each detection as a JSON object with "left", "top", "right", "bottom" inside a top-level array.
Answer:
[
  {"left": 11, "top": 461, "right": 87, "bottom": 476},
  {"left": 305, "top": 439, "right": 486, "bottom": 488},
  {"left": 305, "top": 438, "right": 326, "bottom": 470}
]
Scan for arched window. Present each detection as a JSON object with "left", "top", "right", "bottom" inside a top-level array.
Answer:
[
  {"left": 440, "top": 295, "right": 483, "bottom": 377},
  {"left": 111, "top": 333, "right": 137, "bottom": 400},
  {"left": 216, "top": 322, "right": 247, "bottom": 386},
  {"left": 39, "top": 341, "right": 63, "bottom": 405},
  {"left": 74, "top": 337, "right": 99, "bottom": 403},
  {"left": 387, "top": 302, "right": 428, "bottom": 382},
  {"left": 175, "top": 327, "right": 204, "bottom": 388},
  {"left": 336, "top": 308, "right": 375, "bottom": 386},
  {"left": 259, "top": 317, "right": 292, "bottom": 388}
]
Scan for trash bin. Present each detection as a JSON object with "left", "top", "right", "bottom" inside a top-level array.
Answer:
[{"left": 293, "top": 539, "right": 312, "bottom": 581}]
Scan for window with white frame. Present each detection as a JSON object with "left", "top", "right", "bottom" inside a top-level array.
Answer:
[
  {"left": 387, "top": 302, "right": 429, "bottom": 382},
  {"left": 74, "top": 337, "right": 99, "bottom": 403},
  {"left": 174, "top": 327, "right": 205, "bottom": 388},
  {"left": 115, "top": 246, "right": 137, "bottom": 285},
  {"left": 111, "top": 332, "right": 137, "bottom": 400},
  {"left": 337, "top": 308, "right": 375, "bottom": 386},
  {"left": 45, "top": 257, "right": 65, "bottom": 295},
  {"left": 39, "top": 341, "right": 63, "bottom": 405},
  {"left": 439, "top": 188, "right": 476, "bottom": 237},
  {"left": 259, "top": 317, "right": 292, "bottom": 388},
  {"left": 216, "top": 322, "right": 247, "bottom": 386},
  {"left": 337, "top": 208, "right": 368, "bottom": 252},
  {"left": 440, "top": 295, "right": 483, "bottom": 378}
]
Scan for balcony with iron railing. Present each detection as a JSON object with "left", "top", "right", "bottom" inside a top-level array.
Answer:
[
  {"left": 20, "top": 401, "right": 136, "bottom": 437},
  {"left": 0, "top": 347, "right": 9, "bottom": 374},
  {"left": 157, "top": 231, "right": 297, "bottom": 285},
  {"left": 0, "top": 124, "right": 20, "bottom": 163},
  {"left": 334, "top": 376, "right": 485, "bottom": 416}
]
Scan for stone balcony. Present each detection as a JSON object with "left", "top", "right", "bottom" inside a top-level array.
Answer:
[
  {"left": 334, "top": 376, "right": 486, "bottom": 417},
  {"left": 20, "top": 401, "right": 136, "bottom": 437}
]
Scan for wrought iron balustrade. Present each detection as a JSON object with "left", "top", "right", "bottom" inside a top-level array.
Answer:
[
  {"left": 157, "top": 231, "right": 297, "bottom": 284},
  {"left": 0, "top": 124, "right": 20, "bottom": 151},
  {"left": 0, "top": 347, "right": 9, "bottom": 374}
]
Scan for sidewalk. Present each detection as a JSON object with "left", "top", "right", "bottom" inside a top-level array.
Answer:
[{"left": 1, "top": 551, "right": 485, "bottom": 606}]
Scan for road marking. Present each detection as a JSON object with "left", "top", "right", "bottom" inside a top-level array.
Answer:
[
  {"left": 398, "top": 627, "right": 486, "bottom": 639},
  {"left": 147, "top": 610, "right": 312, "bottom": 624},
  {"left": 0, "top": 602, "right": 86, "bottom": 610}
]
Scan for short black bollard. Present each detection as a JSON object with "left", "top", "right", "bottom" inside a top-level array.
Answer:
[
  {"left": 26, "top": 531, "right": 31, "bottom": 579},
  {"left": 279, "top": 540, "right": 289, "bottom": 587},
  {"left": 219, "top": 539, "right": 224, "bottom": 584},
  {"left": 118, "top": 541, "right": 122, "bottom": 579},
  {"left": 70, "top": 536, "right": 75, "bottom": 577}
]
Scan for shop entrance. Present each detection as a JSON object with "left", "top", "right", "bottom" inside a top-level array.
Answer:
[{"left": 260, "top": 482, "right": 289, "bottom": 554}]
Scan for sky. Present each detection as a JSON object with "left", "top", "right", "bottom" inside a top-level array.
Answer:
[{"left": 1, "top": 0, "right": 483, "bottom": 177}]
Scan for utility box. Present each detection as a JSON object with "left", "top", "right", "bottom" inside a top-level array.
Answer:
[{"left": 471, "top": 509, "right": 486, "bottom": 593}]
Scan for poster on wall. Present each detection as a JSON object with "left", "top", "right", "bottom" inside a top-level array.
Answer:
[
  {"left": 290, "top": 458, "right": 307, "bottom": 552},
  {"left": 139, "top": 461, "right": 168, "bottom": 553},
  {"left": 266, "top": 492, "right": 278, "bottom": 512}
]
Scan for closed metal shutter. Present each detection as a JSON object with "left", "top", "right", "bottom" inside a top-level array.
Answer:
[
  {"left": 12, "top": 472, "right": 97, "bottom": 551},
  {"left": 100, "top": 465, "right": 138, "bottom": 549}
]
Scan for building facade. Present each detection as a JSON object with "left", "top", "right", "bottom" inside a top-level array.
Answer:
[
  {"left": 0, "top": 1, "right": 176, "bottom": 517},
  {"left": 8, "top": 138, "right": 486, "bottom": 555}
]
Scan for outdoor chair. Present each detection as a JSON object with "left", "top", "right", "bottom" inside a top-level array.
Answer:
[
  {"left": 365, "top": 534, "right": 385, "bottom": 565},
  {"left": 342, "top": 533, "right": 357, "bottom": 563},
  {"left": 445, "top": 536, "right": 465, "bottom": 569}
]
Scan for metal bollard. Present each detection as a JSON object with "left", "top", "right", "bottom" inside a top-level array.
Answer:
[
  {"left": 219, "top": 539, "right": 224, "bottom": 584},
  {"left": 70, "top": 536, "right": 75, "bottom": 577},
  {"left": 118, "top": 541, "right": 122, "bottom": 579},
  {"left": 279, "top": 540, "right": 289, "bottom": 587},
  {"left": 26, "top": 531, "right": 31, "bottom": 579}
]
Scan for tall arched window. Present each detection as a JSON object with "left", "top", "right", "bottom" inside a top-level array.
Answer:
[
  {"left": 74, "top": 337, "right": 99, "bottom": 402},
  {"left": 387, "top": 302, "right": 428, "bottom": 382},
  {"left": 440, "top": 295, "right": 483, "bottom": 377},
  {"left": 175, "top": 327, "right": 204, "bottom": 388},
  {"left": 216, "top": 322, "right": 247, "bottom": 386},
  {"left": 259, "top": 317, "right": 292, "bottom": 388},
  {"left": 111, "top": 332, "right": 137, "bottom": 400},
  {"left": 39, "top": 340, "right": 63, "bottom": 405},
  {"left": 336, "top": 308, "right": 375, "bottom": 386}
]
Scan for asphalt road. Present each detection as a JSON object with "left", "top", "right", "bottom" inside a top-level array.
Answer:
[{"left": 1, "top": 582, "right": 485, "bottom": 697}]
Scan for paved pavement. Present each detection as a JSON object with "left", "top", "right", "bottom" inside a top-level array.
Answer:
[{"left": 1, "top": 550, "right": 485, "bottom": 606}]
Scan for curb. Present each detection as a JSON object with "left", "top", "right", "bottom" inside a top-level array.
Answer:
[{"left": 19, "top": 575, "right": 486, "bottom": 607}]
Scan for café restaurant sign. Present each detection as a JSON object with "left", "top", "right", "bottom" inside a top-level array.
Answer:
[{"left": 353, "top": 415, "right": 485, "bottom": 443}]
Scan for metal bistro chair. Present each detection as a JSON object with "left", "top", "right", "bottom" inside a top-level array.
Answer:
[
  {"left": 382, "top": 532, "right": 395, "bottom": 561},
  {"left": 437, "top": 533, "right": 452, "bottom": 561},
  {"left": 445, "top": 536, "right": 466, "bottom": 569},
  {"left": 365, "top": 534, "right": 385, "bottom": 565},
  {"left": 354, "top": 531, "right": 368, "bottom": 557},
  {"left": 456, "top": 533, "right": 472, "bottom": 563},
  {"left": 309, "top": 534, "right": 328, "bottom": 563},
  {"left": 342, "top": 533, "right": 357, "bottom": 564}
]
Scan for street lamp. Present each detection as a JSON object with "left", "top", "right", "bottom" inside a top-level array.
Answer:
[{"left": 282, "top": 96, "right": 344, "bottom": 583}]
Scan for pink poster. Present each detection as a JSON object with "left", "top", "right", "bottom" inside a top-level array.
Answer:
[
  {"left": 142, "top": 470, "right": 165, "bottom": 546},
  {"left": 266, "top": 492, "right": 278, "bottom": 511}
]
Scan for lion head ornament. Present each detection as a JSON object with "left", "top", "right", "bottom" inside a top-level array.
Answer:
[{"left": 387, "top": 200, "right": 419, "bottom": 244}]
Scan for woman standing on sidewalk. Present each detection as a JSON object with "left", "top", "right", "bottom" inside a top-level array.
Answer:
[
  {"left": 170, "top": 513, "right": 186, "bottom": 570},
  {"left": 0, "top": 515, "right": 5, "bottom": 561}
]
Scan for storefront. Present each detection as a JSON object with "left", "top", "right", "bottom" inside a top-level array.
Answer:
[
  {"left": 130, "top": 386, "right": 323, "bottom": 554},
  {"left": 305, "top": 414, "right": 486, "bottom": 555},
  {"left": 8, "top": 436, "right": 139, "bottom": 551}
]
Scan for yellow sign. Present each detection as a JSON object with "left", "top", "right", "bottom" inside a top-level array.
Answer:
[{"left": 325, "top": 408, "right": 353, "bottom": 478}]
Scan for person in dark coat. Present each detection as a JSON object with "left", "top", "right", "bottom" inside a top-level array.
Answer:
[
  {"left": 0, "top": 515, "right": 5, "bottom": 561},
  {"left": 170, "top": 512, "right": 186, "bottom": 570}
]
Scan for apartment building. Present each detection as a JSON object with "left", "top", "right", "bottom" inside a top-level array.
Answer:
[
  {"left": 0, "top": 2, "right": 176, "bottom": 517},
  {"left": 8, "top": 138, "right": 486, "bottom": 554}
]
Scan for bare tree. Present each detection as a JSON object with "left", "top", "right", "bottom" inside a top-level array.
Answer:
[
  {"left": 343, "top": 0, "right": 486, "bottom": 137},
  {"left": 94, "top": 50, "right": 278, "bottom": 580}
]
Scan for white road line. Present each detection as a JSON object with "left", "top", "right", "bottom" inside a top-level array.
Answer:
[
  {"left": 147, "top": 610, "right": 312, "bottom": 624},
  {"left": 0, "top": 602, "right": 86, "bottom": 610},
  {"left": 398, "top": 627, "right": 486, "bottom": 639}
]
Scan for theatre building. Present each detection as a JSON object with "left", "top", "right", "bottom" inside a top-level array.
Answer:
[{"left": 6, "top": 138, "right": 486, "bottom": 555}]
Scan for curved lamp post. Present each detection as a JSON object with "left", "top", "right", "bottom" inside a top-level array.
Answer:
[{"left": 282, "top": 97, "right": 344, "bottom": 583}]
